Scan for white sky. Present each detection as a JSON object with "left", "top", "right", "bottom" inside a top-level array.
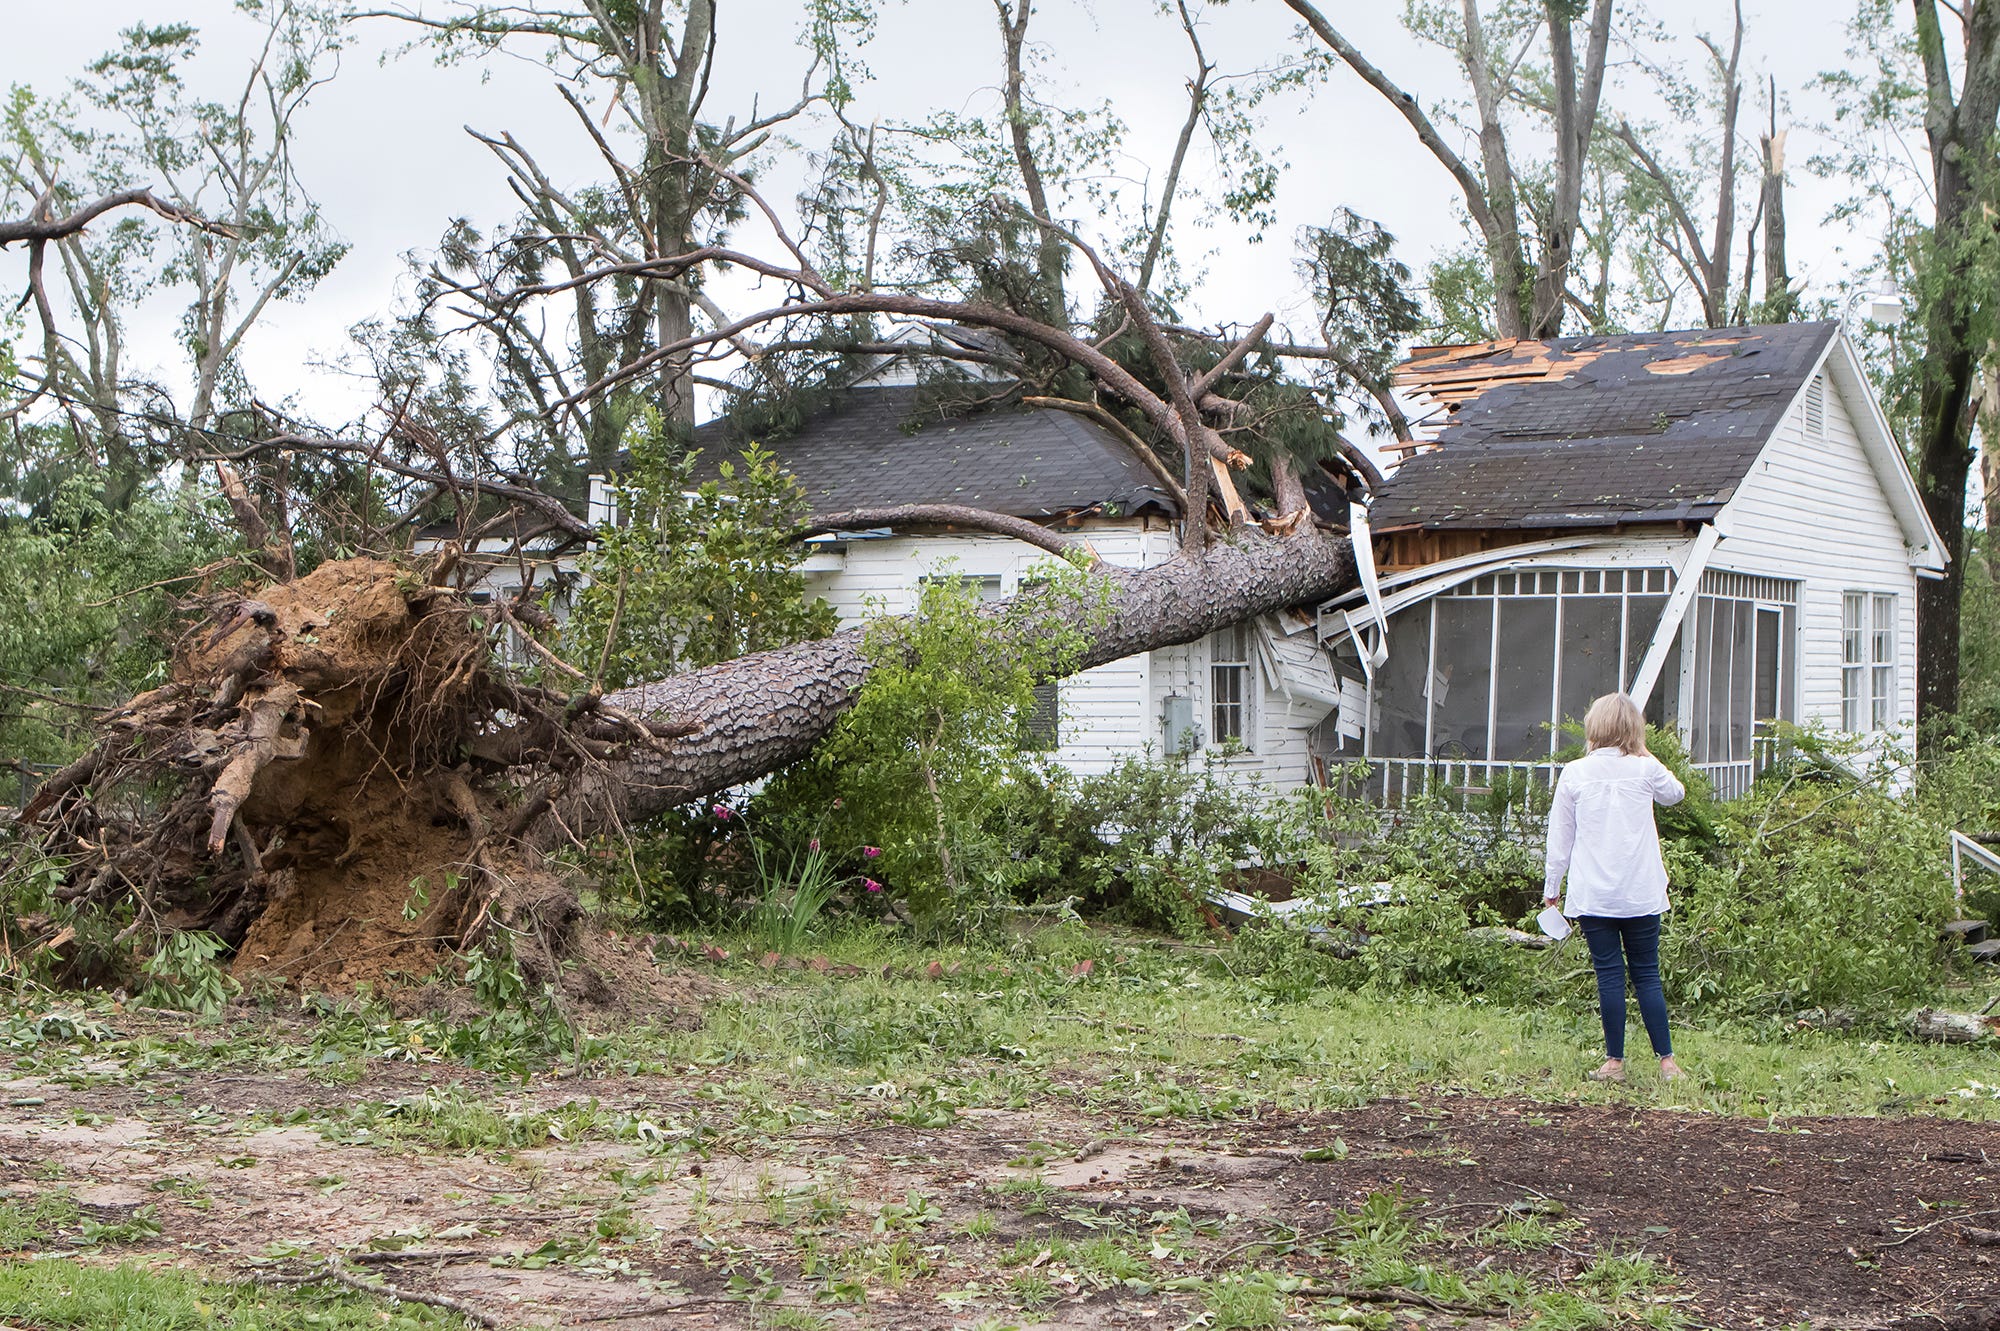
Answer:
[{"left": 0, "top": 0, "right": 1904, "bottom": 434}]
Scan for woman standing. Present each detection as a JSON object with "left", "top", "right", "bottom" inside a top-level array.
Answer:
[{"left": 1544, "top": 694, "right": 1687, "bottom": 1084}]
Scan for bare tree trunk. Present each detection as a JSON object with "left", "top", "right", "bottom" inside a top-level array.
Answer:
[
  {"left": 1699, "top": 1, "right": 1745, "bottom": 328},
  {"left": 1528, "top": 0, "right": 1614, "bottom": 338},
  {"left": 1759, "top": 98, "right": 1791, "bottom": 320},
  {"left": 570, "top": 523, "right": 1356, "bottom": 830},
  {"left": 996, "top": 0, "right": 1070, "bottom": 324},
  {"left": 1912, "top": 0, "right": 2000, "bottom": 722}
]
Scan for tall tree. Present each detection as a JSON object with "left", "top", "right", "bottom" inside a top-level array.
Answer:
[
  {"left": 366, "top": 0, "right": 874, "bottom": 474},
  {"left": 1908, "top": 0, "right": 2000, "bottom": 720},
  {"left": 1282, "top": 0, "right": 1612, "bottom": 339}
]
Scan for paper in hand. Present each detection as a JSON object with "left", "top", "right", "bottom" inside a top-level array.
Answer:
[{"left": 1536, "top": 906, "right": 1572, "bottom": 940}]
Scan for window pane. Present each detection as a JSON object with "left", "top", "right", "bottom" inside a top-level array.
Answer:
[
  {"left": 1754, "top": 607, "right": 1782, "bottom": 721},
  {"left": 1369, "top": 606, "right": 1435, "bottom": 759},
  {"left": 1022, "top": 681, "right": 1060, "bottom": 750},
  {"left": 1842, "top": 666, "right": 1863, "bottom": 732},
  {"left": 1494, "top": 597, "right": 1558, "bottom": 759},
  {"left": 1431, "top": 598, "right": 1495, "bottom": 760},
  {"left": 1872, "top": 593, "right": 1895, "bottom": 666},
  {"left": 1690, "top": 598, "right": 1715, "bottom": 763},
  {"left": 1842, "top": 593, "right": 1864, "bottom": 666},
  {"left": 1728, "top": 600, "right": 1755, "bottom": 761},
  {"left": 1872, "top": 666, "right": 1892, "bottom": 730},
  {"left": 1623, "top": 594, "right": 1668, "bottom": 691},
  {"left": 1212, "top": 664, "right": 1245, "bottom": 743},
  {"left": 1559, "top": 596, "right": 1622, "bottom": 741}
]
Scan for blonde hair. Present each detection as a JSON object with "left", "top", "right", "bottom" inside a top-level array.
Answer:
[{"left": 1583, "top": 693, "right": 1649, "bottom": 755}]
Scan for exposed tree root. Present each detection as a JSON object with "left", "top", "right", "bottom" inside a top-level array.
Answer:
[{"left": 10, "top": 557, "right": 663, "bottom": 993}]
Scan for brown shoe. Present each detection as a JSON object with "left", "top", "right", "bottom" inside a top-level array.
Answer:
[{"left": 1587, "top": 1060, "right": 1627, "bottom": 1084}]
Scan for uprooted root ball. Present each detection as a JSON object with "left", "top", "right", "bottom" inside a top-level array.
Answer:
[{"left": 12, "top": 557, "right": 642, "bottom": 994}]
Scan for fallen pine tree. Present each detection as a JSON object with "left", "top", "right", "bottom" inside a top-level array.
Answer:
[
  {"left": 2, "top": 176, "right": 1372, "bottom": 994},
  {"left": 12, "top": 518, "right": 1356, "bottom": 991}
]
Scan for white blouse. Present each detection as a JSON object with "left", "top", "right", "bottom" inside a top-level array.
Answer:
[{"left": 1543, "top": 747, "right": 1686, "bottom": 918}]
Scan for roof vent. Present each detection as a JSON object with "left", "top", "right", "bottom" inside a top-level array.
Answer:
[{"left": 1803, "top": 375, "right": 1827, "bottom": 440}]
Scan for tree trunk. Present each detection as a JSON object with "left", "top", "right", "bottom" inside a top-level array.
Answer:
[
  {"left": 1759, "top": 122, "right": 1790, "bottom": 319},
  {"left": 1911, "top": 0, "right": 2000, "bottom": 722},
  {"left": 569, "top": 523, "right": 1357, "bottom": 829}
]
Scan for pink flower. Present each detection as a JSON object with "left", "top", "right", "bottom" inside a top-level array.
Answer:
[
  {"left": 712, "top": 804, "right": 732, "bottom": 821},
  {"left": 832, "top": 797, "right": 844, "bottom": 809},
  {"left": 863, "top": 845, "right": 881, "bottom": 859},
  {"left": 864, "top": 878, "right": 882, "bottom": 893},
  {"left": 808, "top": 838, "right": 821, "bottom": 852}
]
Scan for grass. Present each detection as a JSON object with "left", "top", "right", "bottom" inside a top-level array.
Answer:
[
  {"left": 671, "top": 924, "right": 2000, "bottom": 1122},
  {"left": 0, "top": 1262, "right": 454, "bottom": 1330}
]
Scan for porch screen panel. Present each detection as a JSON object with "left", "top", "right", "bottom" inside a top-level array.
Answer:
[
  {"left": 1645, "top": 623, "right": 1683, "bottom": 730},
  {"left": 1691, "top": 598, "right": 1720, "bottom": 763},
  {"left": 1623, "top": 594, "right": 1668, "bottom": 691},
  {"left": 1726, "top": 600, "right": 1755, "bottom": 761},
  {"left": 1557, "top": 596, "right": 1622, "bottom": 742},
  {"left": 1368, "top": 605, "right": 1435, "bottom": 759},
  {"left": 1753, "top": 607, "right": 1782, "bottom": 722},
  {"left": 1494, "top": 597, "right": 1559, "bottom": 759},
  {"left": 1431, "top": 598, "right": 1495, "bottom": 759}
]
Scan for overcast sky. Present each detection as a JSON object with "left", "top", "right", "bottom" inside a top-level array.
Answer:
[{"left": 1, "top": 1, "right": 1908, "bottom": 432}]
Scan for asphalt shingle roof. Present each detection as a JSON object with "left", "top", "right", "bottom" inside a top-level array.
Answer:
[
  {"left": 690, "top": 385, "right": 1178, "bottom": 519},
  {"left": 1371, "top": 321, "right": 1840, "bottom": 531}
]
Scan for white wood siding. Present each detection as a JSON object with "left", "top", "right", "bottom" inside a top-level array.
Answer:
[
  {"left": 1714, "top": 368, "right": 1921, "bottom": 753},
  {"left": 803, "top": 520, "right": 1189, "bottom": 778}
]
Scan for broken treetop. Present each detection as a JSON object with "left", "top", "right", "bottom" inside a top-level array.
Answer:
[
  {"left": 1371, "top": 321, "right": 1840, "bottom": 532},
  {"left": 691, "top": 385, "right": 1179, "bottom": 522}
]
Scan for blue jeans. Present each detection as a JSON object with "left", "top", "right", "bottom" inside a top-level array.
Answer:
[{"left": 1578, "top": 914, "right": 1672, "bottom": 1059}]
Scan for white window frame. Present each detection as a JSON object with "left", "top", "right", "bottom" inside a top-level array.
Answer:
[
  {"left": 1208, "top": 625, "right": 1254, "bottom": 750},
  {"left": 1841, "top": 590, "right": 1897, "bottom": 732}
]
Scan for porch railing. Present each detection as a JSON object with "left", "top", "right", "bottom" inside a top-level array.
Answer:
[
  {"left": 1342, "top": 729, "right": 1782, "bottom": 807},
  {"left": 1339, "top": 757, "right": 1563, "bottom": 806}
]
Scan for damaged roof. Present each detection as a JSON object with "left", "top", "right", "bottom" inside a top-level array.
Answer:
[
  {"left": 690, "top": 385, "right": 1178, "bottom": 521},
  {"left": 1372, "top": 321, "right": 1841, "bottom": 531}
]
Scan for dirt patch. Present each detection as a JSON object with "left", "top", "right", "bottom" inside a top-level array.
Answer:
[
  {"left": 5, "top": 1057, "right": 1996, "bottom": 1330},
  {"left": 1226, "top": 1097, "right": 2000, "bottom": 1328}
]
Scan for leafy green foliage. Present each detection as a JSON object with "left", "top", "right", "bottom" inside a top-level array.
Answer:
[
  {"left": 136, "top": 932, "right": 239, "bottom": 1017},
  {"left": 564, "top": 408, "right": 836, "bottom": 687},
  {"left": 768, "top": 563, "right": 1099, "bottom": 923},
  {"left": 0, "top": 478, "right": 234, "bottom": 763},
  {"left": 750, "top": 835, "right": 844, "bottom": 952},
  {"left": 0, "top": 1260, "right": 453, "bottom": 1330}
]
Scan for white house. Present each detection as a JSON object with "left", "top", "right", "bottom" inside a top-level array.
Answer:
[
  {"left": 563, "top": 320, "right": 1942, "bottom": 802},
  {"left": 1317, "top": 321, "right": 1944, "bottom": 799}
]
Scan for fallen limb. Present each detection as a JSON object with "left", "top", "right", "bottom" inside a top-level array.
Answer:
[
  {"left": 257, "top": 1259, "right": 500, "bottom": 1327},
  {"left": 1293, "top": 1280, "right": 1504, "bottom": 1317}
]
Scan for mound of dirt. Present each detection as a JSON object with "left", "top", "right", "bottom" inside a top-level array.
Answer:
[{"left": 20, "top": 556, "right": 663, "bottom": 1003}]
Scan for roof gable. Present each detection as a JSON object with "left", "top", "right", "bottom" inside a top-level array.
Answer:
[{"left": 1372, "top": 322, "right": 1840, "bottom": 530}]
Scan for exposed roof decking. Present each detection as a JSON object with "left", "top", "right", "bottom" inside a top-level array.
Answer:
[{"left": 1374, "top": 322, "right": 1841, "bottom": 531}]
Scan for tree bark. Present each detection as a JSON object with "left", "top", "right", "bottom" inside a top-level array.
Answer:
[
  {"left": 567, "top": 523, "right": 1357, "bottom": 829},
  {"left": 1759, "top": 108, "right": 1791, "bottom": 319},
  {"left": 1912, "top": 0, "right": 2000, "bottom": 722}
]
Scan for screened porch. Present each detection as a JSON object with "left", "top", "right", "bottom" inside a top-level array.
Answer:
[{"left": 1320, "top": 565, "right": 1796, "bottom": 804}]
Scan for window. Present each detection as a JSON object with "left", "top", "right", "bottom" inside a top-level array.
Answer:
[
  {"left": 918, "top": 572, "right": 1004, "bottom": 604},
  {"left": 1210, "top": 625, "right": 1252, "bottom": 747},
  {"left": 1021, "top": 680, "right": 1059, "bottom": 751},
  {"left": 1842, "top": 591, "right": 1898, "bottom": 731},
  {"left": 1871, "top": 594, "right": 1896, "bottom": 729}
]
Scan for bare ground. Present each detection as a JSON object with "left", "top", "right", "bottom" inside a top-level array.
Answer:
[{"left": 1, "top": 1023, "right": 1997, "bottom": 1331}]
